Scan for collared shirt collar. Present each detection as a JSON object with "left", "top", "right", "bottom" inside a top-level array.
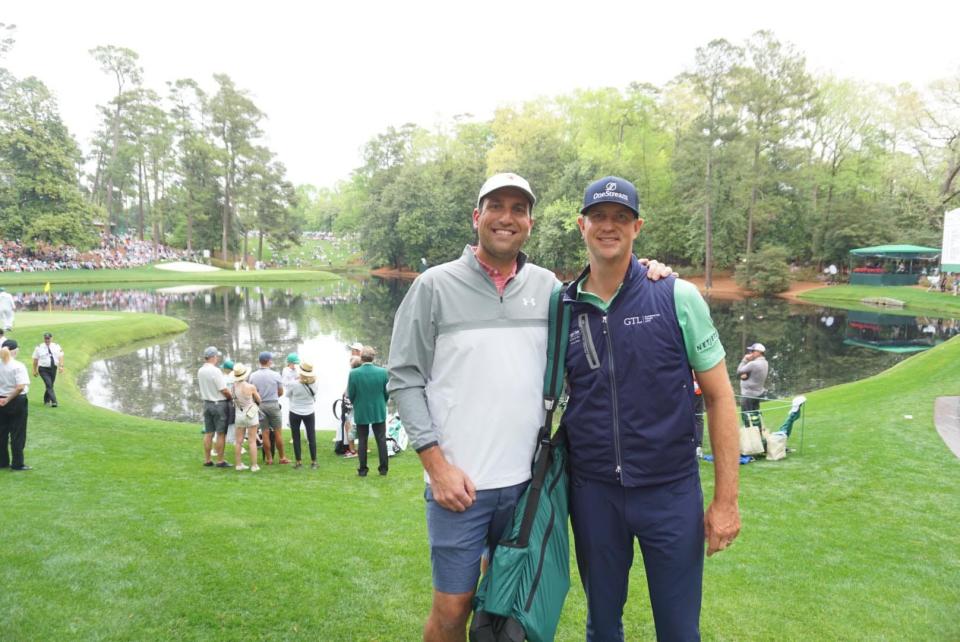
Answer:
[{"left": 470, "top": 245, "right": 519, "bottom": 295}]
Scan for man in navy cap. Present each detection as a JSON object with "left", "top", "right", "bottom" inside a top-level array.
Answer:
[{"left": 562, "top": 176, "right": 741, "bottom": 640}]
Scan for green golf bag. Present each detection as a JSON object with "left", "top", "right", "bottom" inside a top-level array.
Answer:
[{"left": 470, "top": 283, "right": 571, "bottom": 642}]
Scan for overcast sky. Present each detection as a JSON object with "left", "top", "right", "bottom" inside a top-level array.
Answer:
[{"left": 5, "top": 1, "right": 959, "bottom": 189}]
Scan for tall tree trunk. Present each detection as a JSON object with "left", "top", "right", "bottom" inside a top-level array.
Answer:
[
  {"left": 91, "top": 150, "right": 103, "bottom": 204},
  {"left": 220, "top": 128, "right": 233, "bottom": 262},
  {"left": 116, "top": 177, "right": 127, "bottom": 234},
  {"left": 187, "top": 204, "right": 194, "bottom": 253},
  {"left": 106, "top": 103, "right": 121, "bottom": 231},
  {"left": 747, "top": 140, "right": 760, "bottom": 259},
  {"left": 152, "top": 164, "right": 162, "bottom": 255},
  {"left": 704, "top": 148, "right": 714, "bottom": 291},
  {"left": 222, "top": 186, "right": 231, "bottom": 262},
  {"left": 137, "top": 158, "right": 145, "bottom": 241},
  {"left": 819, "top": 165, "right": 837, "bottom": 266},
  {"left": 257, "top": 229, "right": 264, "bottom": 262}
]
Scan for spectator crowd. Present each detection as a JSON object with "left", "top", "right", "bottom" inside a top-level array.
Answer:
[{"left": 0, "top": 234, "right": 192, "bottom": 273}]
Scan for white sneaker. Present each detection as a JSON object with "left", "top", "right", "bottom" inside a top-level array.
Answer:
[
  {"left": 236, "top": 464, "right": 249, "bottom": 471},
  {"left": 250, "top": 465, "right": 260, "bottom": 472}
]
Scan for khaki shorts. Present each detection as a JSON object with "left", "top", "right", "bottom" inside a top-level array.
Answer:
[{"left": 259, "top": 402, "right": 283, "bottom": 431}]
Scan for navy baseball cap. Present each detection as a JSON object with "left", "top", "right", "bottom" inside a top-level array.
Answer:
[
  {"left": 258, "top": 351, "right": 273, "bottom": 363},
  {"left": 581, "top": 176, "right": 640, "bottom": 217}
]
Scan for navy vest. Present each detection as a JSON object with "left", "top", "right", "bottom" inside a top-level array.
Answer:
[{"left": 562, "top": 257, "right": 698, "bottom": 487}]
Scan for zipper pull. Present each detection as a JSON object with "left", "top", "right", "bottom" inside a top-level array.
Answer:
[
  {"left": 602, "top": 315, "right": 608, "bottom": 335},
  {"left": 615, "top": 464, "right": 621, "bottom": 481}
]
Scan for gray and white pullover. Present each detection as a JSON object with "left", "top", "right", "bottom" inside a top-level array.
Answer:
[{"left": 387, "top": 246, "right": 558, "bottom": 490}]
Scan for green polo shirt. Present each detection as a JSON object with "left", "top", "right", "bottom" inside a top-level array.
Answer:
[{"left": 576, "top": 277, "right": 725, "bottom": 371}]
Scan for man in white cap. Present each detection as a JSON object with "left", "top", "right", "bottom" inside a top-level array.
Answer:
[
  {"left": 197, "top": 346, "right": 232, "bottom": 467},
  {"left": 737, "top": 342, "right": 769, "bottom": 424},
  {"left": 388, "top": 173, "right": 672, "bottom": 641}
]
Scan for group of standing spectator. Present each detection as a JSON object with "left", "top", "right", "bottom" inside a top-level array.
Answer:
[{"left": 196, "top": 341, "right": 389, "bottom": 475}]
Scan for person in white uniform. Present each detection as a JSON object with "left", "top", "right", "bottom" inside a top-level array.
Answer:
[
  {"left": 0, "top": 339, "right": 31, "bottom": 470},
  {"left": 32, "top": 332, "right": 65, "bottom": 407},
  {"left": 0, "top": 288, "right": 15, "bottom": 331}
]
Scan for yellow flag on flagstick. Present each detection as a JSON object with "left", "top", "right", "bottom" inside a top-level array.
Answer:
[{"left": 43, "top": 282, "right": 51, "bottom": 293}]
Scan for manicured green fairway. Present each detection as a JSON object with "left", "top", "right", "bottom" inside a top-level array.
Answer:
[
  {"left": 0, "top": 312, "right": 958, "bottom": 640},
  {"left": 798, "top": 284, "right": 960, "bottom": 316},
  {"left": 0, "top": 265, "right": 340, "bottom": 289}
]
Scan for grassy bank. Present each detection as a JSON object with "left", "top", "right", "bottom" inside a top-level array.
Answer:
[
  {"left": 0, "top": 265, "right": 340, "bottom": 288},
  {"left": 798, "top": 284, "right": 960, "bottom": 316},
  {"left": 0, "top": 312, "right": 958, "bottom": 640}
]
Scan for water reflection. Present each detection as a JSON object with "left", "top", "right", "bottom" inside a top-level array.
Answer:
[
  {"left": 65, "top": 279, "right": 409, "bottom": 424},
  {"left": 843, "top": 310, "right": 953, "bottom": 353},
  {"left": 711, "top": 298, "right": 959, "bottom": 399},
  {"left": 39, "top": 283, "right": 958, "bottom": 423}
]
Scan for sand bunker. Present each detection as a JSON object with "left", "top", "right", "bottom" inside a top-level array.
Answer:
[{"left": 154, "top": 261, "right": 221, "bottom": 273}]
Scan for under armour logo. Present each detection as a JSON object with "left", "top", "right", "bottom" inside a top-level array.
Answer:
[
  {"left": 605, "top": 181, "right": 617, "bottom": 191},
  {"left": 523, "top": 297, "right": 536, "bottom": 306}
]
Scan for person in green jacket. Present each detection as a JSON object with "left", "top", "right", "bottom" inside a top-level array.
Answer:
[{"left": 347, "top": 346, "right": 390, "bottom": 477}]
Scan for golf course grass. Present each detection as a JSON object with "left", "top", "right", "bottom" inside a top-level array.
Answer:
[
  {"left": 798, "top": 284, "right": 960, "bottom": 316},
  {"left": 0, "top": 311, "right": 958, "bottom": 640},
  {"left": 0, "top": 265, "right": 341, "bottom": 289}
]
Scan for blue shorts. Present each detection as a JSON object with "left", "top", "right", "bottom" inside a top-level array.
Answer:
[{"left": 425, "top": 480, "right": 528, "bottom": 594}]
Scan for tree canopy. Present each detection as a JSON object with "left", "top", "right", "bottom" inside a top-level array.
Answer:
[{"left": 1, "top": 27, "right": 957, "bottom": 282}]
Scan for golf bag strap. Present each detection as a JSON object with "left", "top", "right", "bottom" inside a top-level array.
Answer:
[{"left": 516, "top": 282, "right": 569, "bottom": 547}]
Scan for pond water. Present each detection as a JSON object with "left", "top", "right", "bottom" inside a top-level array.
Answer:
[{"left": 18, "top": 280, "right": 956, "bottom": 425}]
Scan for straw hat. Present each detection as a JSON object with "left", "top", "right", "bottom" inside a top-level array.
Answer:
[
  {"left": 232, "top": 363, "right": 250, "bottom": 382},
  {"left": 297, "top": 362, "right": 316, "bottom": 383}
]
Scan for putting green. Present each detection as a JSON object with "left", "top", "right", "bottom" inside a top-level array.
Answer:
[{"left": 10, "top": 311, "right": 122, "bottom": 328}]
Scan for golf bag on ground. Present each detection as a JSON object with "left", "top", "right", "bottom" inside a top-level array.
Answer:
[
  {"left": 385, "top": 413, "right": 409, "bottom": 455},
  {"left": 332, "top": 395, "right": 353, "bottom": 454}
]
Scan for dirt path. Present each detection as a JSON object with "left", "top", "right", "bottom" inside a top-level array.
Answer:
[{"left": 676, "top": 272, "right": 824, "bottom": 302}]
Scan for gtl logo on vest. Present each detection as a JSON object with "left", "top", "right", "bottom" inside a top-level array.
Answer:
[{"left": 623, "top": 313, "right": 661, "bottom": 326}]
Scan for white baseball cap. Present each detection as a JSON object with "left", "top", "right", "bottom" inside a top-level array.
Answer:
[
  {"left": 476, "top": 173, "right": 536, "bottom": 209},
  {"left": 747, "top": 343, "right": 766, "bottom": 353}
]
